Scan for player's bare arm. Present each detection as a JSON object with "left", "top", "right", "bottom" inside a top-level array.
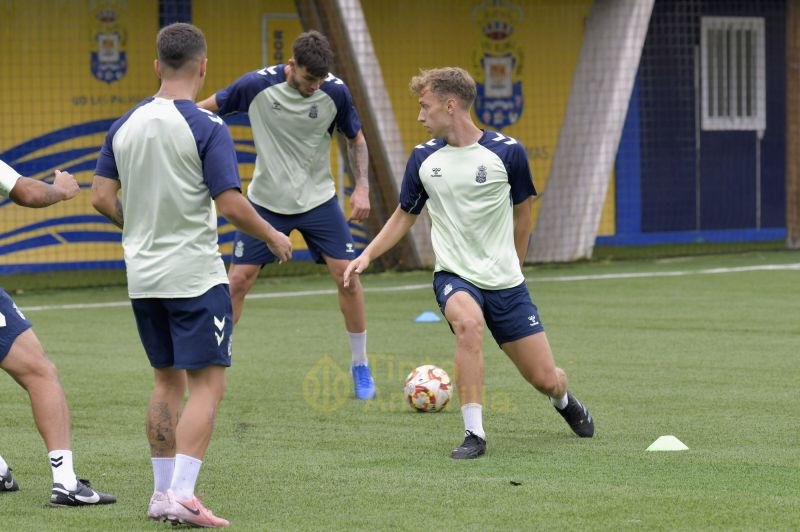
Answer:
[
  {"left": 196, "top": 94, "right": 219, "bottom": 113},
  {"left": 91, "top": 175, "right": 124, "bottom": 229},
  {"left": 214, "top": 188, "right": 292, "bottom": 263},
  {"left": 512, "top": 197, "right": 533, "bottom": 267},
  {"left": 343, "top": 205, "right": 417, "bottom": 287},
  {"left": 346, "top": 130, "right": 370, "bottom": 222},
  {"left": 9, "top": 170, "right": 79, "bottom": 208}
]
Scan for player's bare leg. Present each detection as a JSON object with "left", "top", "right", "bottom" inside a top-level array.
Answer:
[
  {"left": 502, "top": 333, "right": 566, "bottom": 397},
  {"left": 1, "top": 329, "right": 70, "bottom": 450},
  {"left": 2, "top": 329, "right": 116, "bottom": 506},
  {"left": 443, "top": 292, "right": 487, "bottom": 458},
  {"left": 161, "top": 365, "right": 230, "bottom": 527},
  {"left": 502, "top": 333, "right": 594, "bottom": 437},
  {"left": 148, "top": 368, "right": 186, "bottom": 457},
  {"left": 147, "top": 367, "right": 186, "bottom": 519},
  {"left": 325, "top": 255, "right": 374, "bottom": 399},
  {"left": 324, "top": 256, "right": 366, "bottom": 332},
  {"left": 176, "top": 366, "right": 226, "bottom": 459},
  {"left": 228, "top": 263, "right": 261, "bottom": 324}
]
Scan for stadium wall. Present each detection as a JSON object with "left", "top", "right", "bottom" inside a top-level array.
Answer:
[
  {"left": 0, "top": 0, "right": 793, "bottom": 281},
  {"left": 601, "top": 0, "right": 788, "bottom": 247}
]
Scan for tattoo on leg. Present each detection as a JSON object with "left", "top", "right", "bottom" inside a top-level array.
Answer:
[{"left": 147, "top": 401, "right": 176, "bottom": 455}]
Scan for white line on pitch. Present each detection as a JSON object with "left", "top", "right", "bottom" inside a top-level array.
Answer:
[{"left": 18, "top": 262, "right": 800, "bottom": 312}]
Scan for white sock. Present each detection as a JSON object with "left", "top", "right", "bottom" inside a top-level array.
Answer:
[
  {"left": 152, "top": 457, "right": 175, "bottom": 494},
  {"left": 348, "top": 330, "right": 368, "bottom": 366},
  {"left": 461, "top": 403, "right": 485, "bottom": 440},
  {"left": 0, "top": 454, "right": 8, "bottom": 476},
  {"left": 49, "top": 450, "right": 78, "bottom": 490},
  {"left": 170, "top": 454, "right": 202, "bottom": 500},
  {"left": 550, "top": 392, "right": 568, "bottom": 410}
]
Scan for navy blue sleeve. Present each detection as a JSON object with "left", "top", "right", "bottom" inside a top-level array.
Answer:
[
  {"left": 399, "top": 151, "right": 428, "bottom": 215},
  {"left": 176, "top": 101, "right": 241, "bottom": 198},
  {"left": 215, "top": 68, "right": 274, "bottom": 116},
  {"left": 322, "top": 76, "right": 362, "bottom": 139},
  {"left": 94, "top": 130, "right": 119, "bottom": 179},
  {"left": 505, "top": 143, "right": 536, "bottom": 204}
]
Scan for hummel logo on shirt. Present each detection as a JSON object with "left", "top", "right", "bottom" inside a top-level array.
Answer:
[
  {"left": 491, "top": 132, "right": 518, "bottom": 145},
  {"left": 197, "top": 108, "right": 223, "bottom": 125},
  {"left": 431, "top": 168, "right": 442, "bottom": 178}
]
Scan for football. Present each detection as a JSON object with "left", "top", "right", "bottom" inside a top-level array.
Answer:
[{"left": 404, "top": 364, "right": 452, "bottom": 412}]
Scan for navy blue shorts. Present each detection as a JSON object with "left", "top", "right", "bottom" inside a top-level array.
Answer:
[
  {"left": 0, "top": 288, "right": 32, "bottom": 363},
  {"left": 432, "top": 271, "right": 545, "bottom": 346},
  {"left": 130, "top": 284, "right": 233, "bottom": 370},
  {"left": 231, "top": 195, "right": 356, "bottom": 265}
]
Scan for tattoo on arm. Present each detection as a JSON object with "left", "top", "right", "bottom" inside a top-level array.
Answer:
[
  {"left": 107, "top": 198, "right": 124, "bottom": 229},
  {"left": 347, "top": 137, "right": 369, "bottom": 188}
]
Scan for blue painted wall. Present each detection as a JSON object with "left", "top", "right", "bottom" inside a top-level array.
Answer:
[{"left": 607, "top": 0, "right": 786, "bottom": 245}]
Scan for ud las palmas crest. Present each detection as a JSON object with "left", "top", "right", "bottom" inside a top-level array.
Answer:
[
  {"left": 472, "top": 0, "right": 524, "bottom": 130},
  {"left": 90, "top": 1, "right": 127, "bottom": 84}
]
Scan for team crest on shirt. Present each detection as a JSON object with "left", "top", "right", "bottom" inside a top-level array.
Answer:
[
  {"left": 475, "top": 165, "right": 487, "bottom": 183},
  {"left": 309, "top": 104, "right": 319, "bottom": 119},
  {"left": 234, "top": 240, "right": 244, "bottom": 258}
]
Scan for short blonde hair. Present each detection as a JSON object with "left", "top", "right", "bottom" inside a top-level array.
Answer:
[{"left": 409, "top": 67, "right": 476, "bottom": 108}]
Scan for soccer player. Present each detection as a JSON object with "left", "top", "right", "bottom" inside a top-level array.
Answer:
[
  {"left": 91, "top": 23, "right": 291, "bottom": 527},
  {"left": 0, "top": 160, "right": 116, "bottom": 505},
  {"left": 343, "top": 67, "right": 595, "bottom": 459},
  {"left": 197, "top": 30, "right": 376, "bottom": 400}
]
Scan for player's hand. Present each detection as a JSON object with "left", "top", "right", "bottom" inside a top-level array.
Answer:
[
  {"left": 267, "top": 229, "right": 292, "bottom": 264},
  {"left": 343, "top": 255, "right": 370, "bottom": 288},
  {"left": 347, "top": 184, "right": 370, "bottom": 222},
  {"left": 53, "top": 170, "right": 80, "bottom": 200}
]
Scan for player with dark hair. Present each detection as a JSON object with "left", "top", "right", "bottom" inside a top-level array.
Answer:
[
  {"left": 344, "top": 67, "right": 595, "bottom": 459},
  {"left": 198, "top": 30, "right": 376, "bottom": 400},
  {"left": 0, "top": 160, "right": 116, "bottom": 506},
  {"left": 92, "top": 22, "right": 291, "bottom": 527}
]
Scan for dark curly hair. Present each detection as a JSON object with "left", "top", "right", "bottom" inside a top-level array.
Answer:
[{"left": 292, "top": 30, "right": 333, "bottom": 78}]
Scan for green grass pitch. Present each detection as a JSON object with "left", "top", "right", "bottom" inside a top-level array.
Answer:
[{"left": 1, "top": 250, "right": 798, "bottom": 530}]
